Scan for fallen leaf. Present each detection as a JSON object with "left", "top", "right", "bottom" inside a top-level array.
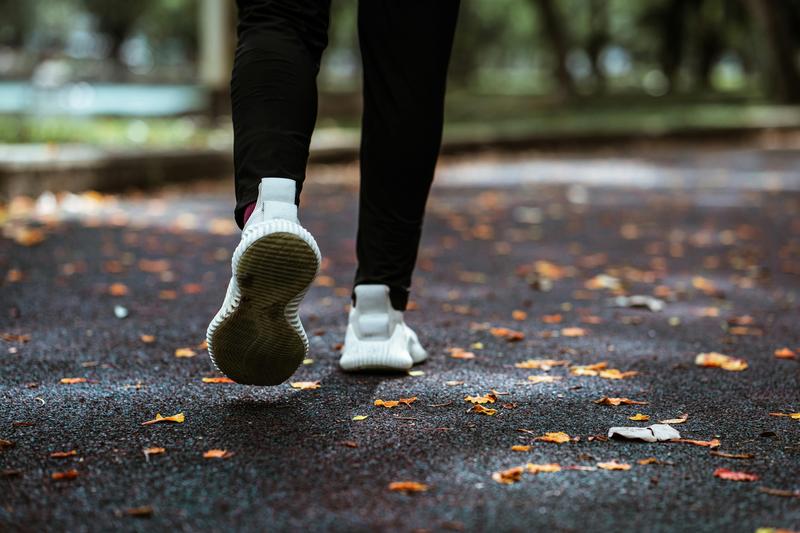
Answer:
[
  {"left": 512, "top": 310, "right": 528, "bottom": 321},
  {"left": 464, "top": 394, "right": 496, "bottom": 404},
  {"left": 599, "top": 368, "right": 639, "bottom": 379},
  {"left": 174, "top": 347, "right": 197, "bottom": 358},
  {"left": 608, "top": 424, "right": 681, "bottom": 442},
  {"left": 51, "top": 469, "right": 79, "bottom": 480},
  {"left": 140, "top": 334, "right": 155, "bottom": 343},
  {"left": 695, "top": 352, "right": 748, "bottom": 371},
  {"left": 570, "top": 362, "right": 607, "bottom": 376},
  {"left": 469, "top": 404, "right": 497, "bottom": 416},
  {"left": 141, "top": 413, "right": 185, "bottom": 426},
  {"left": 710, "top": 451, "right": 753, "bottom": 459},
  {"left": 201, "top": 377, "right": 235, "bottom": 384},
  {"left": 561, "top": 327, "right": 587, "bottom": 337},
  {"left": 490, "top": 327, "right": 525, "bottom": 342},
  {"left": 637, "top": 457, "right": 673, "bottom": 466},
  {"left": 445, "top": 380, "right": 464, "bottom": 386},
  {"left": 124, "top": 506, "right": 154, "bottom": 517},
  {"left": 59, "top": 377, "right": 88, "bottom": 385},
  {"left": 597, "top": 461, "right": 631, "bottom": 471},
  {"left": 352, "top": 415, "right": 368, "bottom": 421},
  {"left": 535, "top": 432, "right": 572, "bottom": 444},
  {"left": 629, "top": 413, "right": 650, "bottom": 421},
  {"left": 757, "top": 487, "right": 800, "bottom": 498},
  {"left": 714, "top": 468, "right": 759, "bottom": 482},
  {"left": 0, "top": 439, "right": 15, "bottom": 449},
  {"left": 0, "top": 333, "right": 31, "bottom": 343},
  {"left": 594, "top": 397, "right": 648, "bottom": 406},
  {"left": 290, "top": 381, "right": 320, "bottom": 390},
  {"left": 527, "top": 375, "right": 562, "bottom": 384},
  {"left": 374, "top": 399, "right": 400, "bottom": 408},
  {"left": 671, "top": 438, "right": 721, "bottom": 448},
  {"left": 541, "top": 314, "right": 563, "bottom": 324},
  {"left": 203, "top": 449, "right": 234, "bottom": 459},
  {"left": 659, "top": 414, "right": 689, "bottom": 424},
  {"left": 515, "top": 359, "right": 568, "bottom": 370},
  {"left": 388, "top": 481, "right": 428, "bottom": 493},
  {"left": 143, "top": 447, "right": 165, "bottom": 456},
  {"left": 773, "top": 347, "right": 797, "bottom": 359},
  {"left": 769, "top": 412, "right": 800, "bottom": 420},
  {"left": 492, "top": 466, "right": 525, "bottom": 484},
  {"left": 511, "top": 445, "right": 531, "bottom": 452},
  {"left": 448, "top": 347, "right": 476, "bottom": 360},
  {"left": 108, "top": 283, "right": 129, "bottom": 296},
  {"left": 407, "top": 370, "right": 424, "bottom": 377},
  {"left": 49, "top": 450, "right": 78, "bottom": 458},
  {"left": 526, "top": 463, "right": 561, "bottom": 473}
]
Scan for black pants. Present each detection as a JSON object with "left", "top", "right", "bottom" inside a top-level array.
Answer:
[{"left": 231, "top": 0, "right": 460, "bottom": 310}]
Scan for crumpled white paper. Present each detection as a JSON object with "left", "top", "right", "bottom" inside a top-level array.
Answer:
[{"left": 607, "top": 424, "right": 680, "bottom": 442}]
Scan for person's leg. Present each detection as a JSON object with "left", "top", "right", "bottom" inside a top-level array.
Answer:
[
  {"left": 354, "top": 0, "right": 460, "bottom": 310},
  {"left": 231, "top": 0, "right": 331, "bottom": 229}
]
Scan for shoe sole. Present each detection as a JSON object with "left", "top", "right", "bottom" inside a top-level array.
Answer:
[
  {"left": 207, "top": 221, "right": 320, "bottom": 385},
  {"left": 339, "top": 326, "right": 414, "bottom": 372}
]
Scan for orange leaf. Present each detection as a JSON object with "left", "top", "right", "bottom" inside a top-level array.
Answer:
[
  {"left": 713, "top": 468, "right": 759, "bottom": 482},
  {"left": 59, "top": 377, "right": 88, "bottom": 385},
  {"left": 515, "top": 359, "right": 568, "bottom": 370},
  {"left": 671, "top": 438, "right": 720, "bottom": 448},
  {"left": 490, "top": 327, "right": 525, "bottom": 342},
  {"left": 374, "top": 399, "right": 400, "bottom": 408},
  {"left": 527, "top": 375, "right": 562, "bottom": 384},
  {"left": 124, "top": 506, "right": 154, "bottom": 517},
  {"left": 629, "top": 413, "right": 650, "bottom": 421},
  {"left": 108, "top": 283, "right": 129, "bottom": 296},
  {"left": 49, "top": 450, "right": 77, "bottom": 458},
  {"left": 774, "top": 347, "right": 797, "bottom": 359},
  {"left": 290, "top": 381, "right": 320, "bottom": 390},
  {"left": 201, "top": 376, "right": 235, "bottom": 384},
  {"left": 399, "top": 397, "right": 417, "bottom": 406},
  {"left": 594, "top": 397, "right": 648, "bottom": 406},
  {"left": 51, "top": 469, "right": 79, "bottom": 480},
  {"left": 695, "top": 352, "right": 747, "bottom": 371},
  {"left": 492, "top": 466, "right": 525, "bottom": 484},
  {"left": 174, "top": 347, "right": 197, "bottom": 358},
  {"left": 464, "top": 394, "right": 496, "bottom": 404},
  {"left": 511, "top": 310, "right": 528, "bottom": 321},
  {"left": 570, "top": 362, "right": 607, "bottom": 376},
  {"left": 561, "top": 327, "right": 587, "bottom": 337},
  {"left": 511, "top": 445, "right": 531, "bottom": 452},
  {"left": 143, "top": 447, "right": 165, "bottom": 456},
  {"left": 203, "top": 449, "right": 234, "bottom": 459},
  {"left": 535, "top": 432, "right": 572, "bottom": 444},
  {"left": 597, "top": 460, "right": 631, "bottom": 471},
  {"left": 598, "top": 368, "right": 639, "bottom": 380},
  {"left": 710, "top": 451, "right": 754, "bottom": 459},
  {"left": 541, "top": 314, "right": 563, "bottom": 324},
  {"left": 140, "top": 334, "right": 155, "bottom": 343},
  {"left": 448, "top": 347, "right": 476, "bottom": 360},
  {"left": 526, "top": 463, "right": 561, "bottom": 474},
  {"left": 141, "top": 412, "right": 185, "bottom": 426},
  {"left": 469, "top": 404, "right": 497, "bottom": 416},
  {"left": 388, "top": 481, "right": 428, "bottom": 493}
]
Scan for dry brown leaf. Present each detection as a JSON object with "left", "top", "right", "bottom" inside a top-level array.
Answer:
[
  {"left": 695, "top": 352, "right": 747, "bottom": 371},
  {"left": 492, "top": 465, "right": 525, "bottom": 484},
  {"left": 143, "top": 447, "right": 165, "bottom": 456},
  {"left": 388, "top": 481, "right": 428, "bottom": 493},
  {"left": 490, "top": 327, "right": 525, "bottom": 342},
  {"left": 515, "top": 359, "right": 569, "bottom": 370},
  {"left": 598, "top": 369, "right": 639, "bottom": 380},
  {"left": 660, "top": 414, "right": 689, "bottom": 424},
  {"left": 1, "top": 333, "right": 31, "bottom": 343},
  {"left": 526, "top": 463, "right": 561, "bottom": 474},
  {"left": 671, "top": 438, "right": 720, "bottom": 448},
  {"left": 141, "top": 412, "right": 185, "bottom": 426},
  {"left": 203, "top": 449, "right": 234, "bottom": 459},
  {"left": 758, "top": 487, "right": 800, "bottom": 498},
  {"left": 51, "top": 469, "right": 79, "bottom": 480},
  {"left": 594, "top": 397, "right": 648, "bottom": 406},
  {"left": 570, "top": 362, "right": 607, "bottom": 376},
  {"left": 399, "top": 397, "right": 418, "bottom": 406},
  {"left": 124, "top": 506, "right": 154, "bottom": 517},
  {"left": 374, "top": 399, "right": 399, "bottom": 408},
  {"left": 59, "top": 377, "right": 88, "bottom": 385},
  {"left": 773, "top": 347, "right": 797, "bottom": 359},
  {"left": 0, "top": 439, "right": 14, "bottom": 449},
  {"left": 511, "top": 445, "right": 531, "bottom": 452},
  {"left": 637, "top": 457, "right": 673, "bottom": 465},
  {"left": 174, "top": 347, "right": 197, "bottom": 358},
  {"left": 290, "top": 381, "right": 320, "bottom": 390},
  {"left": 448, "top": 347, "right": 476, "bottom": 360},
  {"left": 629, "top": 413, "right": 650, "bottom": 421},
  {"left": 535, "top": 432, "right": 572, "bottom": 444},
  {"left": 713, "top": 468, "right": 759, "bottom": 482},
  {"left": 49, "top": 450, "right": 78, "bottom": 458},
  {"left": 527, "top": 375, "right": 562, "bottom": 384},
  {"left": 201, "top": 377, "right": 235, "bottom": 384},
  {"left": 597, "top": 460, "right": 631, "bottom": 471},
  {"left": 710, "top": 451, "right": 753, "bottom": 459},
  {"left": 469, "top": 404, "right": 497, "bottom": 416}
]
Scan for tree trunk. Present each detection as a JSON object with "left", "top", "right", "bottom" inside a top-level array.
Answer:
[
  {"left": 587, "top": 0, "right": 608, "bottom": 93},
  {"left": 743, "top": 0, "right": 800, "bottom": 103},
  {"left": 532, "top": 0, "right": 576, "bottom": 98}
]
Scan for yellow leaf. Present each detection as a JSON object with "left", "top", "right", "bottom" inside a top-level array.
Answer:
[
  {"left": 141, "top": 412, "right": 185, "bottom": 426},
  {"left": 511, "top": 445, "right": 531, "bottom": 452},
  {"left": 526, "top": 463, "right": 561, "bottom": 474},
  {"left": 561, "top": 327, "right": 587, "bottom": 337},
  {"left": 388, "top": 481, "right": 428, "bottom": 493},
  {"left": 515, "top": 359, "right": 569, "bottom": 370},
  {"left": 464, "top": 394, "right": 496, "bottom": 404},
  {"left": 174, "top": 347, "right": 197, "bottom": 358},
  {"left": 598, "top": 368, "right": 639, "bottom": 380},
  {"left": 201, "top": 376, "right": 235, "bottom": 384},
  {"left": 352, "top": 415, "right": 368, "bottom": 421},
  {"left": 769, "top": 412, "right": 800, "bottom": 420},
  {"left": 290, "top": 381, "right": 320, "bottom": 390},
  {"left": 570, "top": 362, "right": 607, "bottom": 376},
  {"left": 597, "top": 460, "right": 631, "bottom": 471},
  {"left": 492, "top": 465, "right": 525, "bottom": 484},
  {"left": 527, "top": 375, "right": 562, "bottom": 384},
  {"left": 407, "top": 370, "right": 424, "bottom": 376},
  {"left": 695, "top": 352, "right": 747, "bottom": 371},
  {"left": 469, "top": 404, "right": 497, "bottom": 416},
  {"left": 629, "top": 413, "right": 650, "bottom": 421},
  {"left": 535, "top": 432, "right": 572, "bottom": 444},
  {"left": 140, "top": 334, "right": 155, "bottom": 343},
  {"left": 59, "top": 377, "right": 88, "bottom": 385}
]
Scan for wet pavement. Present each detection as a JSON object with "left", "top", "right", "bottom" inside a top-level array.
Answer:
[{"left": 1, "top": 147, "right": 799, "bottom": 532}]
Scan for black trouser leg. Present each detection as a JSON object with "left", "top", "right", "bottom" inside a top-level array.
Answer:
[
  {"left": 354, "top": 0, "right": 460, "bottom": 310},
  {"left": 231, "top": 0, "right": 331, "bottom": 229}
]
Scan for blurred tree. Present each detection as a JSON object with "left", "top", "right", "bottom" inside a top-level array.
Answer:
[
  {"left": 530, "top": 0, "right": 575, "bottom": 97},
  {"left": 80, "top": 0, "right": 154, "bottom": 75},
  {"left": 743, "top": 0, "right": 800, "bottom": 103}
]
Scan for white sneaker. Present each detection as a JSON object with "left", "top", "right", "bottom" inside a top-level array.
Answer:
[
  {"left": 339, "top": 284, "right": 427, "bottom": 371},
  {"left": 207, "top": 178, "right": 321, "bottom": 385}
]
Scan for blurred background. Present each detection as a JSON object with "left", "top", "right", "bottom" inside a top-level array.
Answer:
[{"left": 1, "top": 0, "right": 800, "bottom": 198}]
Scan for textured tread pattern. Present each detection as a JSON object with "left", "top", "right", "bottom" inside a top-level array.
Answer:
[{"left": 207, "top": 220, "right": 320, "bottom": 385}]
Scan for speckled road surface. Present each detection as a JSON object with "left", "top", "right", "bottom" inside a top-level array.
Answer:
[{"left": 2, "top": 148, "right": 799, "bottom": 532}]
